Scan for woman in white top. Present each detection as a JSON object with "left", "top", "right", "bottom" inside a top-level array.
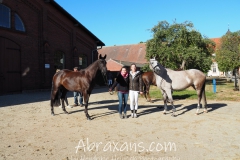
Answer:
[{"left": 129, "top": 64, "right": 143, "bottom": 118}]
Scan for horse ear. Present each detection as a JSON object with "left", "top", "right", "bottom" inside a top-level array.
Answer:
[
  {"left": 103, "top": 54, "right": 106, "bottom": 59},
  {"left": 99, "top": 54, "right": 102, "bottom": 59}
]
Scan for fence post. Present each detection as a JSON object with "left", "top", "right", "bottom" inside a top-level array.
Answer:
[{"left": 213, "top": 79, "right": 216, "bottom": 93}]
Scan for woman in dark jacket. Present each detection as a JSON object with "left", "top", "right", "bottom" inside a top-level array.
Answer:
[
  {"left": 129, "top": 63, "right": 143, "bottom": 118},
  {"left": 109, "top": 66, "right": 129, "bottom": 119}
]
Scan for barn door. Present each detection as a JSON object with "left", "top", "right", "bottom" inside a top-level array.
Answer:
[{"left": 0, "top": 37, "right": 21, "bottom": 95}]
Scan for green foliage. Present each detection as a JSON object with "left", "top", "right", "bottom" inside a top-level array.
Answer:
[
  {"left": 141, "top": 64, "right": 151, "bottom": 72},
  {"left": 146, "top": 20, "right": 215, "bottom": 72},
  {"left": 216, "top": 31, "right": 240, "bottom": 72}
]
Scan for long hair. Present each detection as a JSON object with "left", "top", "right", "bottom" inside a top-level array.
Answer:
[{"left": 117, "top": 66, "right": 128, "bottom": 76}]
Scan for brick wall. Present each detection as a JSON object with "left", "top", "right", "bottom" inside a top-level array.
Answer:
[{"left": 0, "top": 0, "right": 102, "bottom": 93}]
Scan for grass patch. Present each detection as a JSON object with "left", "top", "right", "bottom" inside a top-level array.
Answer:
[{"left": 148, "top": 78, "right": 240, "bottom": 101}]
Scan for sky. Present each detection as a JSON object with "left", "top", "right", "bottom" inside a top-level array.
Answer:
[{"left": 55, "top": 0, "right": 240, "bottom": 46}]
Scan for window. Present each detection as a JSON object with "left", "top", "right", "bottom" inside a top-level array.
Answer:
[
  {"left": 15, "top": 13, "right": 25, "bottom": 32},
  {"left": 0, "top": 4, "right": 11, "bottom": 28},
  {"left": 79, "top": 57, "right": 82, "bottom": 65},
  {"left": 213, "top": 67, "right": 216, "bottom": 73},
  {"left": 79, "top": 54, "right": 87, "bottom": 69},
  {"left": 54, "top": 51, "right": 65, "bottom": 70}
]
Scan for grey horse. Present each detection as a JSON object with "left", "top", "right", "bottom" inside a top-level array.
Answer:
[{"left": 149, "top": 58, "right": 207, "bottom": 116}]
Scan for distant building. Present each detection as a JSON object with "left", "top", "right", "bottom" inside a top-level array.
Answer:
[
  {"left": 0, "top": 0, "right": 104, "bottom": 95},
  {"left": 207, "top": 38, "right": 222, "bottom": 77},
  {"left": 98, "top": 43, "right": 148, "bottom": 71},
  {"left": 208, "top": 62, "right": 221, "bottom": 77},
  {"left": 99, "top": 40, "right": 224, "bottom": 76}
]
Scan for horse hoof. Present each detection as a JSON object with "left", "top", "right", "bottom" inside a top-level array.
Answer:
[
  {"left": 51, "top": 113, "right": 55, "bottom": 116},
  {"left": 87, "top": 117, "right": 92, "bottom": 120},
  {"left": 204, "top": 110, "right": 208, "bottom": 113},
  {"left": 163, "top": 112, "right": 167, "bottom": 115},
  {"left": 171, "top": 114, "right": 176, "bottom": 117},
  {"left": 64, "top": 111, "right": 69, "bottom": 114},
  {"left": 195, "top": 113, "right": 199, "bottom": 115}
]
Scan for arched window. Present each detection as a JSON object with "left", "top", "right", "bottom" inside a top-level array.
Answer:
[
  {"left": 15, "top": 13, "right": 25, "bottom": 32},
  {"left": 0, "top": 4, "right": 11, "bottom": 28},
  {"left": 79, "top": 54, "right": 88, "bottom": 69},
  {"left": 54, "top": 51, "right": 65, "bottom": 70}
]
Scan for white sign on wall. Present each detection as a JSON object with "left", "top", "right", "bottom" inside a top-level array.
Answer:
[{"left": 45, "top": 64, "right": 50, "bottom": 68}]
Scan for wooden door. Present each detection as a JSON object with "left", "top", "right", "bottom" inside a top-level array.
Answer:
[{"left": 0, "top": 37, "right": 21, "bottom": 94}]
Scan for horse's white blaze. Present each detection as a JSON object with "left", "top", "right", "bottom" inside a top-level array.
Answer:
[{"left": 186, "top": 76, "right": 191, "bottom": 84}]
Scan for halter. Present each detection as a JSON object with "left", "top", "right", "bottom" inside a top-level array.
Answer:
[
  {"left": 98, "top": 59, "right": 109, "bottom": 87},
  {"left": 150, "top": 60, "right": 166, "bottom": 94},
  {"left": 150, "top": 60, "right": 161, "bottom": 75}
]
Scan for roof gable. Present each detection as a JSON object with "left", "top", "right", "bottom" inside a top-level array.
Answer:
[
  {"left": 98, "top": 43, "right": 147, "bottom": 64},
  {"left": 107, "top": 59, "right": 123, "bottom": 71},
  {"left": 211, "top": 38, "right": 221, "bottom": 49},
  {"left": 47, "top": 0, "right": 105, "bottom": 46}
]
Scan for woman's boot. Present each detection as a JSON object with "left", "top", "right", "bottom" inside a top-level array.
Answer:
[
  {"left": 134, "top": 110, "right": 137, "bottom": 118},
  {"left": 119, "top": 113, "right": 123, "bottom": 119},
  {"left": 131, "top": 110, "right": 134, "bottom": 118}
]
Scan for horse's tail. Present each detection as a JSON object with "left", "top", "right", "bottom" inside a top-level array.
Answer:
[
  {"left": 201, "top": 78, "right": 207, "bottom": 108},
  {"left": 50, "top": 81, "right": 61, "bottom": 107}
]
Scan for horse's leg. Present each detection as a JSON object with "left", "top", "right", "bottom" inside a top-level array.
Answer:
[
  {"left": 83, "top": 92, "right": 91, "bottom": 120},
  {"left": 146, "top": 85, "right": 153, "bottom": 103},
  {"left": 50, "top": 84, "right": 62, "bottom": 116},
  {"left": 200, "top": 82, "right": 208, "bottom": 113},
  {"left": 195, "top": 89, "right": 202, "bottom": 115},
  {"left": 64, "top": 95, "right": 69, "bottom": 106},
  {"left": 50, "top": 89, "right": 58, "bottom": 116},
  {"left": 142, "top": 82, "right": 149, "bottom": 102},
  {"left": 202, "top": 89, "right": 208, "bottom": 113},
  {"left": 61, "top": 90, "right": 68, "bottom": 114},
  {"left": 165, "top": 89, "right": 176, "bottom": 117},
  {"left": 161, "top": 90, "right": 168, "bottom": 114}
]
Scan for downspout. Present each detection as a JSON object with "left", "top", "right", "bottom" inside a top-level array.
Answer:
[{"left": 92, "top": 46, "right": 103, "bottom": 63}]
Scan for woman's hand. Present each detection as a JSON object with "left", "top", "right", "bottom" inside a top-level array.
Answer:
[
  {"left": 140, "top": 92, "right": 143, "bottom": 95},
  {"left": 109, "top": 88, "right": 114, "bottom": 95}
]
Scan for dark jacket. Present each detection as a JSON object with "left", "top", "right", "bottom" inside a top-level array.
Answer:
[
  {"left": 129, "top": 71, "right": 143, "bottom": 92},
  {"left": 111, "top": 73, "right": 129, "bottom": 92}
]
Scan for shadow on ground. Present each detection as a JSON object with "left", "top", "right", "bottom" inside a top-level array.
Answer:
[
  {"left": 59, "top": 97, "right": 228, "bottom": 119},
  {"left": 0, "top": 87, "right": 109, "bottom": 108}
]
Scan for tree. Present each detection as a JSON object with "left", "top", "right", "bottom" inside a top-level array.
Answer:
[
  {"left": 216, "top": 31, "right": 240, "bottom": 73},
  {"left": 145, "top": 20, "right": 215, "bottom": 73}
]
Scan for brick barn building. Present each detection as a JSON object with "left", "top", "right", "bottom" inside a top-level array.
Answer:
[{"left": 0, "top": 0, "right": 105, "bottom": 95}]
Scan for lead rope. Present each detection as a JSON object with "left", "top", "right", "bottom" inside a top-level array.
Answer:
[{"left": 101, "top": 72, "right": 114, "bottom": 95}]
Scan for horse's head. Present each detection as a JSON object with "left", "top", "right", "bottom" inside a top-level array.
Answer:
[
  {"left": 98, "top": 54, "right": 107, "bottom": 76},
  {"left": 149, "top": 58, "right": 161, "bottom": 75}
]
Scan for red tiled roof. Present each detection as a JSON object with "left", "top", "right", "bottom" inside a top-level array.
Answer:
[
  {"left": 98, "top": 43, "right": 148, "bottom": 64},
  {"left": 211, "top": 38, "right": 222, "bottom": 50},
  {"left": 101, "top": 39, "right": 222, "bottom": 71},
  {"left": 107, "top": 59, "right": 123, "bottom": 71}
]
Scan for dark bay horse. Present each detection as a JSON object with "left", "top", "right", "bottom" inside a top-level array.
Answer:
[
  {"left": 149, "top": 58, "right": 207, "bottom": 116},
  {"left": 142, "top": 71, "right": 156, "bottom": 103},
  {"left": 50, "top": 54, "right": 107, "bottom": 120}
]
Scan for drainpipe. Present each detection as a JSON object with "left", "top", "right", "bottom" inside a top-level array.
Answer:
[{"left": 92, "top": 46, "right": 103, "bottom": 63}]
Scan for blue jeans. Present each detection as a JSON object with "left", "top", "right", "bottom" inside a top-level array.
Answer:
[
  {"left": 117, "top": 92, "right": 129, "bottom": 114},
  {"left": 73, "top": 92, "right": 83, "bottom": 105}
]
